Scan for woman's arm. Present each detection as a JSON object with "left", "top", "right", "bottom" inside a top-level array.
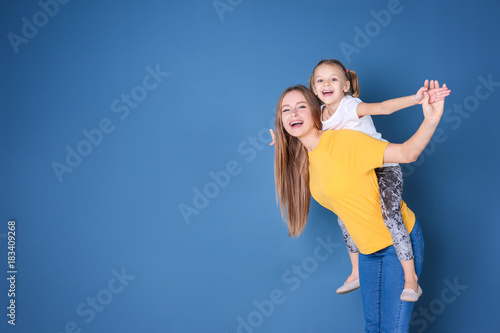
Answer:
[
  {"left": 383, "top": 81, "right": 449, "bottom": 164},
  {"left": 357, "top": 80, "right": 450, "bottom": 117}
]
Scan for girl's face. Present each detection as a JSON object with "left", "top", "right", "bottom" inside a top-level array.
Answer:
[
  {"left": 281, "top": 90, "right": 315, "bottom": 138},
  {"left": 311, "top": 64, "right": 350, "bottom": 105}
]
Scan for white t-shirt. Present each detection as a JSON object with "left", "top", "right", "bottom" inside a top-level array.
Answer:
[{"left": 321, "top": 95, "right": 397, "bottom": 167}]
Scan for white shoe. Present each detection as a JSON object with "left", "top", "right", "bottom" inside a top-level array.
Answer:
[
  {"left": 336, "top": 279, "right": 360, "bottom": 294},
  {"left": 400, "top": 285, "right": 423, "bottom": 302}
]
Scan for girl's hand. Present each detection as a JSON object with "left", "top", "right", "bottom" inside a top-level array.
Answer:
[
  {"left": 414, "top": 80, "right": 429, "bottom": 103},
  {"left": 269, "top": 129, "right": 276, "bottom": 146},
  {"left": 422, "top": 81, "right": 448, "bottom": 125},
  {"left": 415, "top": 79, "right": 451, "bottom": 104}
]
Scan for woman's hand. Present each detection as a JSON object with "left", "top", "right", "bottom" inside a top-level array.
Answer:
[
  {"left": 269, "top": 129, "right": 276, "bottom": 146},
  {"left": 384, "top": 80, "right": 450, "bottom": 164},
  {"left": 422, "top": 80, "right": 448, "bottom": 126}
]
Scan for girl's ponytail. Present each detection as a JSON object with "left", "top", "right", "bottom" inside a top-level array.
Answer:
[{"left": 347, "top": 69, "right": 360, "bottom": 98}]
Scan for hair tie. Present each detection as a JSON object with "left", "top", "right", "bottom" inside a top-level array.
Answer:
[{"left": 346, "top": 69, "right": 349, "bottom": 73}]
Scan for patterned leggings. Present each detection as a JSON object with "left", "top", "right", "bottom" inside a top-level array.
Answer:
[{"left": 337, "top": 165, "right": 414, "bottom": 261}]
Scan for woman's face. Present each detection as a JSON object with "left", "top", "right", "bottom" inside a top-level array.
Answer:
[{"left": 281, "top": 90, "right": 315, "bottom": 138}]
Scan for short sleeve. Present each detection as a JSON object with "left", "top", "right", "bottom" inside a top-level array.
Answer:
[{"left": 342, "top": 95, "right": 362, "bottom": 121}]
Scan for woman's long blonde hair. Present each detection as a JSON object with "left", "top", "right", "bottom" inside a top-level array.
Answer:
[{"left": 274, "top": 85, "right": 322, "bottom": 237}]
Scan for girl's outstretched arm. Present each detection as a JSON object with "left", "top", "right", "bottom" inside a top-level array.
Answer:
[
  {"left": 384, "top": 81, "right": 449, "bottom": 164},
  {"left": 356, "top": 80, "right": 450, "bottom": 117}
]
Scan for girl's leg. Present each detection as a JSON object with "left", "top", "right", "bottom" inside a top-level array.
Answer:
[
  {"left": 401, "top": 259, "right": 418, "bottom": 292},
  {"left": 347, "top": 251, "right": 359, "bottom": 283},
  {"left": 337, "top": 217, "right": 360, "bottom": 293},
  {"left": 337, "top": 216, "right": 359, "bottom": 282},
  {"left": 338, "top": 216, "right": 358, "bottom": 254},
  {"left": 375, "top": 166, "right": 417, "bottom": 292},
  {"left": 380, "top": 221, "right": 425, "bottom": 332}
]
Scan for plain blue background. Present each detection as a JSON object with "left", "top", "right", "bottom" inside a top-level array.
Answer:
[{"left": 1, "top": 0, "right": 499, "bottom": 332}]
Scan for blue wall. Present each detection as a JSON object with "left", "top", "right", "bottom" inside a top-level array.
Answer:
[{"left": 1, "top": 1, "right": 499, "bottom": 332}]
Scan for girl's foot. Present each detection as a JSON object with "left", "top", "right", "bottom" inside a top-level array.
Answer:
[
  {"left": 401, "top": 285, "right": 423, "bottom": 302},
  {"left": 404, "top": 280, "right": 419, "bottom": 293},
  {"left": 345, "top": 274, "right": 358, "bottom": 284},
  {"left": 336, "top": 274, "right": 360, "bottom": 294},
  {"left": 401, "top": 276, "right": 422, "bottom": 302}
]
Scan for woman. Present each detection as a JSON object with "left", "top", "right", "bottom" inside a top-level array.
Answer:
[{"left": 273, "top": 83, "right": 448, "bottom": 332}]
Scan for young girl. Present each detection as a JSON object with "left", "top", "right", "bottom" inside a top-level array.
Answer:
[{"left": 308, "top": 59, "right": 450, "bottom": 301}]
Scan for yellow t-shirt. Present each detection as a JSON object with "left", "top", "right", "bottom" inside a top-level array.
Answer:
[{"left": 308, "top": 130, "right": 415, "bottom": 254}]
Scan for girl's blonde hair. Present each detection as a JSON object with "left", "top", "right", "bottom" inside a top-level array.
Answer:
[
  {"left": 274, "top": 85, "right": 322, "bottom": 237},
  {"left": 309, "top": 59, "right": 360, "bottom": 98}
]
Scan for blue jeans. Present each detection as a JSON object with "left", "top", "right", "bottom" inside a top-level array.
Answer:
[{"left": 359, "top": 220, "right": 424, "bottom": 333}]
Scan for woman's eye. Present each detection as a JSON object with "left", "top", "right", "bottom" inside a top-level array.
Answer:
[
  {"left": 282, "top": 108, "right": 289, "bottom": 112},
  {"left": 298, "top": 105, "right": 306, "bottom": 109}
]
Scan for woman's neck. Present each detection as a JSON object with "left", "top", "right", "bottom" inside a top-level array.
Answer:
[{"left": 299, "top": 128, "right": 323, "bottom": 152}]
